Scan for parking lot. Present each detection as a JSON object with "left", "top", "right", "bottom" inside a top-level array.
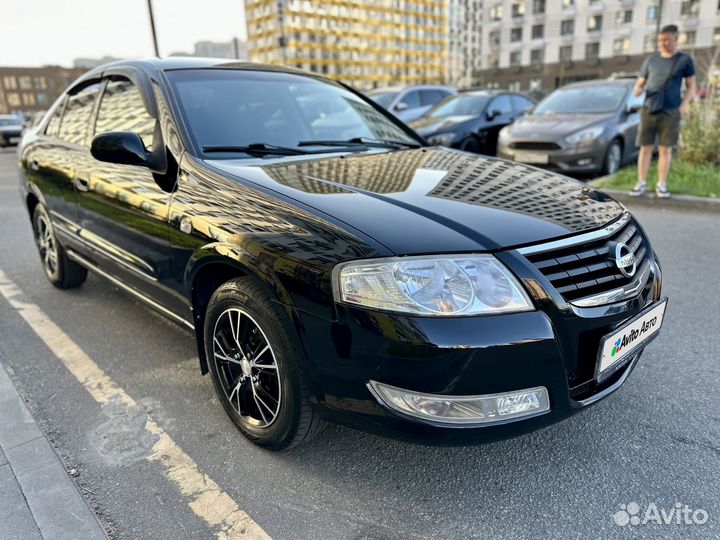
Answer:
[{"left": 0, "top": 147, "right": 719, "bottom": 539}]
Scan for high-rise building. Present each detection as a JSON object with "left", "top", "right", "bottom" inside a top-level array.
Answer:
[
  {"left": 447, "top": 0, "right": 484, "bottom": 88},
  {"left": 475, "top": 0, "right": 720, "bottom": 92},
  {"left": 244, "top": 0, "right": 449, "bottom": 90}
]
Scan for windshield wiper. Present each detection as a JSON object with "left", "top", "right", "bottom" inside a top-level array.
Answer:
[
  {"left": 298, "top": 137, "right": 422, "bottom": 149},
  {"left": 202, "top": 143, "right": 310, "bottom": 156}
]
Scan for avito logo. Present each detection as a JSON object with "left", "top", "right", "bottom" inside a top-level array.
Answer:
[{"left": 611, "top": 315, "right": 659, "bottom": 358}]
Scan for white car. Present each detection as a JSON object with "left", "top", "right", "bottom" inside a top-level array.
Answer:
[{"left": 369, "top": 85, "right": 457, "bottom": 123}]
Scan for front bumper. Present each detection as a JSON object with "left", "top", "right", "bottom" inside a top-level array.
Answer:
[
  {"left": 293, "top": 227, "right": 663, "bottom": 445},
  {"left": 498, "top": 140, "right": 609, "bottom": 173}
]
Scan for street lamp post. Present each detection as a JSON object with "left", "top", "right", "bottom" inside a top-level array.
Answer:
[{"left": 147, "top": 0, "right": 160, "bottom": 57}]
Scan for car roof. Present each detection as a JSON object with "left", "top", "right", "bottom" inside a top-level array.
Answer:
[
  {"left": 369, "top": 84, "right": 455, "bottom": 93},
  {"left": 0, "top": 114, "right": 22, "bottom": 121},
  {"left": 561, "top": 79, "right": 634, "bottom": 90}
]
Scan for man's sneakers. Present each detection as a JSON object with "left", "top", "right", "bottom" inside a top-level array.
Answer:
[
  {"left": 629, "top": 181, "right": 647, "bottom": 197},
  {"left": 655, "top": 183, "right": 671, "bottom": 198},
  {"left": 629, "top": 181, "right": 671, "bottom": 198}
]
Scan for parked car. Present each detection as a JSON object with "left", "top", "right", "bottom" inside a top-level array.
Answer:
[
  {"left": 0, "top": 115, "right": 24, "bottom": 147},
  {"left": 408, "top": 90, "right": 535, "bottom": 155},
  {"left": 497, "top": 79, "right": 644, "bottom": 175},
  {"left": 19, "top": 59, "right": 666, "bottom": 450},
  {"left": 368, "top": 84, "right": 457, "bottom": 122}
]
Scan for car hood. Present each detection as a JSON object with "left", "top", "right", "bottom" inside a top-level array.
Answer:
[
  {"left": 205, "top": 147, "right": 624, "bottom": 255},
  {"left": 409, "top": 115, "right": 477, "bottom": 136},
  {"left": 507, "top": 113, "right": 613, "bottom": 140}
]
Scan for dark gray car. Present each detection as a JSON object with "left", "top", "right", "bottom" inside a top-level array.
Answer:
[{"left": 497, "top": 79, "right": 644, "bottom": 176}]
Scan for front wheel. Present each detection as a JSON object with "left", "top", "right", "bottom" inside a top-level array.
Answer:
[
  {"left": 32, "top": 204, "right": 87, "bottom": 288},
  {"left": 204, "top": 277, "right": 325, "bottom": 450},
  {"left": 602, "top": 140, "right": 622, "bottom": 175}
]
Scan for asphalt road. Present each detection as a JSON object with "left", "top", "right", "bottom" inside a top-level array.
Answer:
[{"left": 1, "top": 147, "right": 718, "bottom": 539}]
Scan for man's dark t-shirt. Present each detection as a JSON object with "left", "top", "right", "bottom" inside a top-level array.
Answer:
[{"left": 640, "top": 52, "right": 695, "bottom": 111}]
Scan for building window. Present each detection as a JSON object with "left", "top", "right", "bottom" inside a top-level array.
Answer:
[
  {"left": 33, "top": 77, "right": 47, "bottom": 90},
  {"left": 561, "top": 0, "right": 574, "bottom": 8},
  {"left": 490, "top": 53, "right": 500, "bottom": 68},
  {"left": 587, "top": 14, "right": 603, "bottom": 31},
  {"left": 509, "top": 81, "right": 521, "bottom": 92},
  {"left": 6, "top": 93, "right": 21, "bottom": 107},
  {"left": 531, "top": 49, "right": 544, "bottom": 66},
  {"left": 559, "top": 45, "right": 573, "bottom": 61},
  {"left": 490, "top": 4, "right": 503, "bottom": 21},
  {"left": 3, "top": 76, "right": 17, "bottom": 90},
  {"left": 586, "top": 42, "right": 600, "bottom": 60},
  {"left": 512, "top": 2, "right": 525, "bottom": 18},
  {"left": 532, "top": 24, "right": 544, "bottom": 39},
  {"left": 511, "top": 27, "right": 523, "bottom": 42},
  {"left": 613, "top": 37, "right": 630, "bottom": 54},
  {"left": 679, "top": 30, "right": 696, "bottom": 46},
  {"left": 18, "top": 76, "right": 32, "bottom": 90},
  {"left": 647, "top": 5, "right": 657, "bottom": 20},
  {"left": 644, "top": 33, "right": 656, "bottom": 52},
  {"left": 529, "top": 78, "right": 543, "bottom": 90},
  {"left": 561, "top": 19, "right": 575, "bottom": 35},
  {"left": 37, "top": 93, "right": 47, "bottom": 105},
  {"left": 489, "top": 30, "right": 500, "bottom": 47},
  {"left": 22, "top": 93, "right": 36, "bottom": 106},
  {"left": 510, "top": 51, "right": 521, "bottom": 66},
  {"left": 680, "top": 0, "right": 700, "bottom": 18},
  {"left": 533, "top": 0, "right": 545, "bottom": 14},
  {"left": 616, "top": 9, "right": 633, "bottom": 25}
]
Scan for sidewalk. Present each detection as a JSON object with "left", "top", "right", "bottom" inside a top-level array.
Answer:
[{"left": 0, "top": 363, "right": 107, "bottom": 540}]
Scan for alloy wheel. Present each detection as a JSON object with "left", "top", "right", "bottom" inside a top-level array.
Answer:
[
  {"left": 212, "top": 308, "right": 282, "bottom": 428},
  {"left": 35, "top": 212, "right": 58, "bottom": 278},
  {"left": 606, "top": 143, "right": 621, "bottom": 175}
]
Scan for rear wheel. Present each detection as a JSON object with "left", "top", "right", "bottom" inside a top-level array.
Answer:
[
  {"left": 32, "top": 204, "right": 87, "bottom": 289},
  {"left": 204, "top": 277, "right": 325, "bottom": 450}
]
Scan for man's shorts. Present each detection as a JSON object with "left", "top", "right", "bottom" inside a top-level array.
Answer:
[{"left": 637, "top": 108, "right": 681, "bottom": 147}]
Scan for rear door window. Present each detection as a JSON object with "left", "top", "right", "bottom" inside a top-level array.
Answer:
[
  {"left": 58, "top": 82, "right": 102, "bottom": 146},
  {"left": 94, "top": 77, "right": 155, "bottom": 150},
  {"left": 44, "top": 101, "right": 64, "bottom": 138},
  {"left": 399, "top": 90, "right": 421, "bottom": 109},
  {"left": 512, "top": 95, "right": 535, "bottom": 114},
  {"left": 489, "top": 95, "right": 513, "bottom": 115},
  {"left": 420, "top": 90, "right": 445, "bottom": 106}
]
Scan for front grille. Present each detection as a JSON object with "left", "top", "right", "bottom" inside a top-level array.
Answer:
[
  {"left": 525, "top": 218, "right": 648, "bottom": 302},
  {"left": 509, "top": 141, "right": 562, "bottom": 151}
]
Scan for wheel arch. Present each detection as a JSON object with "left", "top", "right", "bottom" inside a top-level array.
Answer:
[{"left": 185, "top": 244, "right": 296, "bottom": 375}]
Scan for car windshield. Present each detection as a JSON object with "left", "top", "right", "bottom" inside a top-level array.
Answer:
[
  {"left": 428, "top": 95, "right": 490, "bottom": 118},
  {"left": 369, "top": 91, "right": 400, "bottom": 108},
  {"left": 533, "top": 85, "right": 627, "bottom": 114},
  {"left": 0, "top": 118, "right": 21, "bottom": 126},
  {"left": 167, "top": 70, "right": 417, "bottom": 156}
]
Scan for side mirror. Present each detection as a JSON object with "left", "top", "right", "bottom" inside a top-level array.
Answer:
[
  {"left": 91, "top": 131, "right": 149, "bottom": 167},
  {"left": 486, "top": 109, "right": 502, "bottom": 120},
  {"left": 627, "top": 104, "right": 642, "bottom": 114},
  {"left": 395, "top": 101, "right": 410, "bottom": 112}
]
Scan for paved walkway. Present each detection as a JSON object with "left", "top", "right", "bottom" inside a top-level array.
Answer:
[{"left": 0, "top": 363, "right": 106, "bottom": 540}]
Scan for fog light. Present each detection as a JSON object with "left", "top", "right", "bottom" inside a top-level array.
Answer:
[
  {"left": 577, "top": 158, "right": 593, "bottom": 166},
  {"left": 367, "top": 381, "right": 550, "bottom": 425}
]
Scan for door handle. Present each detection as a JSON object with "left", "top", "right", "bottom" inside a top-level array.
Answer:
[
  {"left": 29, "top": 160, "right": 40, "bottom": 171},
  {"left": 75, "top": 178, "right": 90, "bottom": 192}
]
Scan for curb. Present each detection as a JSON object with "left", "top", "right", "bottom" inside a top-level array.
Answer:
[
  {"left": 0, "top": 363, "right": 108, "bottom": 540},
  {"left": 589, "top": 176, "right": 720, "bottom": 212}
]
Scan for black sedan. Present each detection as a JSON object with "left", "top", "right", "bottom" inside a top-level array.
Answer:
[
  {"left": 409, "top": 90, "right": 535, "bottom": 155},
  {"left": 497, "top": 79, "right": 644, "bottom": 175},
  {"left": 18, "top": 59, "right": 666, "bottom": 450}
]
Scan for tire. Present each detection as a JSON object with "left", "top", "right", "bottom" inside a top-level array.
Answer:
[
  {"left": 204, "top": 277, "right": 325, "bottom": 450},
  {"left": 32, "top": 204, "right": 87, "bottom": 289},
  {"left": 460, "top": 136, "right": 483, "bottom": 154},
  {"left": 602, "top": 140, "right": 622, "bottom": 176}
]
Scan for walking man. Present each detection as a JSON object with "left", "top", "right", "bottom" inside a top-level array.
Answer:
[{"left": 631, "top": 24, "right": 696, "bottom": 198}]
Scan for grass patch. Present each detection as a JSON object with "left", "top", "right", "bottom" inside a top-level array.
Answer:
[{"left": 596, "top": 160, "right": 720, "bottom": 198}]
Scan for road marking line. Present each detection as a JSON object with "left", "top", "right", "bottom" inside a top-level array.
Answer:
[{"left": 0, "top": 268, "right": 270, "bottom": 540}]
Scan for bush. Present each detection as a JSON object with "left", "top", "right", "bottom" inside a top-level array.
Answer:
[{"left": 678, "top": 89, "right": 720, "bottom": 167}]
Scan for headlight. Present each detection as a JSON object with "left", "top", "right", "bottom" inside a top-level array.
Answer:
[
  {"left": 427, "top": 133, "right": 456, "bottom": 146},
  {"left": 333, "top": 254, "right": 534, "bottom": 316},
  {"left": 498, "top": 126, "right": 512, "bottom": 144},
  {"left": 564, "top": 125, "right": 604, "bottom": 145}
]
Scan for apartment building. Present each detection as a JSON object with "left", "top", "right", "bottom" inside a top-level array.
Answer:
[
  {"left": 0, "top": 66, "right": 85, "bottom": 114},
  {"left": 447, "top": 0, "right": 484, "bottom": 87},
  {"left": 244, "top": 0, "right": 449, "bottom": 90},
  {"left": 475, "top": 0, "right": 720, "bottom": 92}
]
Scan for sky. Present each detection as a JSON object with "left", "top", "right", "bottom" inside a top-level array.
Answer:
[{"left": 0, "top": 0, "right": 247, "bottom": 67}]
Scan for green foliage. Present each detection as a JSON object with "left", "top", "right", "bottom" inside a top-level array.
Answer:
[{"left": 677, "top": 94, "right": 720, "bottom": 167}]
